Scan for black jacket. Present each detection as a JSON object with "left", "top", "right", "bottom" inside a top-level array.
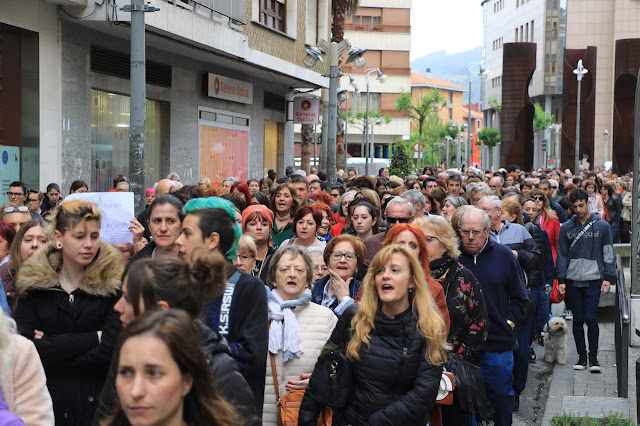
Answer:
[
  {"left": 14, "top": 242, "right": 124, "bottom": 426},
  {"left": 523, "top": 212, "right": 555, "bottom": 284},
  {"left": 300, "top": 305, "right": 443, "bottom": 425},
  {"left": 128, "top": 240, "right": 156, "bottom": 264},
  {"left": 492, "top": 221, "right": 542, "bottom": 289},
  {"left": 93, "top": 321, "right": 260, "bottom": 426},
  {"left": 604, "top": 195, "right": 622, "bottom": 223}
]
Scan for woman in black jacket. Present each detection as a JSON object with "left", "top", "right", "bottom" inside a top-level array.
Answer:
[
  {"left": 14, "top": 199, "right": 124, "bottom": 425},
  {"left": 601, "top": 183, "right": 622, "bottom": 243},
  {"left": 300, "top": 244, "right": 449, "bottom": 425},
  {"left": 95, "top": 251, "right": 259, "bottom": 425}
]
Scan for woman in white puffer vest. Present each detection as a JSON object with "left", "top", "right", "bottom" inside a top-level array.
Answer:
[{"left": 262, "top": 246, "right": 337, "bottom": 425}]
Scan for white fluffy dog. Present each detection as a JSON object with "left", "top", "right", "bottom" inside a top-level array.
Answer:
[{"left": 543, "top": 317, "right": 569, "bottom": 365}]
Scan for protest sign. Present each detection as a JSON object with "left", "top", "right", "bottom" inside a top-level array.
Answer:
[{"left": 65, "top": 192, "right": 135, "bottom": 244}]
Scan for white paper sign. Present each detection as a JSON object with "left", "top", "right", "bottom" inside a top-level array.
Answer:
[{"left": 65, "top": 192, "right": 135, "bottom": 245}]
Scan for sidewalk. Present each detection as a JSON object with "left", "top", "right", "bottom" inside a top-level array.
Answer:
[{"left": 540, "top": 303, "right": 639, "bottom": 424}]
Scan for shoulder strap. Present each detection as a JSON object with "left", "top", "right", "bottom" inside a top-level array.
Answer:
[
  {"left": 569, "top": 219, "right": 597, "bottom": 251},
  {"left": 218, "top": 271, "right": 242, "bottom": 336},
  {"left": 270, "top": 349, "right": 281, "bottom": 403}
]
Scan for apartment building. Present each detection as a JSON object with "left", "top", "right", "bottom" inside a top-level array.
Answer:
[
  {"left": 0, "top": 0, "right": 329, "bottom": 199},
  {"left": 481, "top": 0, "right": 566, "bottom": 169},
  {"left": 341, "top": 0, "right": 412, "bottom": 160}
]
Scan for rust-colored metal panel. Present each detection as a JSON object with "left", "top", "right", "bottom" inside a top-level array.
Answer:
[
  {"left": 500, "top": 43, "right": 536, "bottom": 170},
  {"left": 613, "top": 39, "right": 640, "bottom": 174},
  {"left": 561, "top": 47, "right": 596, "bottom": 171}
]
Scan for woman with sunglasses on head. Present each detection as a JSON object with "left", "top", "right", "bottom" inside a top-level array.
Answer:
[
  {"left": 14, "top": 199, "right": 124, "bottom": 425},
  {"left": 0, "top": 220, "right": 49, "bottom": 316},
  {"left": 529, "top": 189, "right": 560, "bottom": 262},
  {"left": 301, "top": 245, "right": 449, "bottom": 426},
  {"left": 310, "top": 235, "right": 366, "bottom": 317},
  {"left": 0, "top": 204, "right": 32, "bottom": 232},
  {"left": 96, "top": 252, "right": 257, "bottom": 426}
]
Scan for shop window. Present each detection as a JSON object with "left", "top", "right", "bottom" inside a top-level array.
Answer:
[
  {"left": 260, "top": 0, "right": 285, "bottom": 32},
  {"left": 90, "top": 90, "right": 163, "bottom": 192}
]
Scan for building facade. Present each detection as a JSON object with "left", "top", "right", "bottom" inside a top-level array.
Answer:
[{"left": 0, "top": 0, "right": 329, "bottom": 203}]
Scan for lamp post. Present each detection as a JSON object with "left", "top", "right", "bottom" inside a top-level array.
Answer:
[
  {"left": 434, "top": 142, "right": 444, "bottom": 168},
  {"left": 444, "top": 136, "right": 453, "bottom": 169},
  {"left": 551, "top": 123, "right": 562, "bottom": 169},
  {"left": 303, "top": 41, "right": 366, "bottom": 188},
  {"left": 363, "top": 68, "right": 387, "bottom": 175},
  {"left": 573, "top": 60, "right": 588, "bottom": 174},
  {"left": 338, "top": 79, "right": 359, "bottom": 171},
  {"left": 453, "top": 122, "right": 466, "bottom": 170},
  {"left": 603, "top": 129, "right": 610, "bottom": 166},
  {"left": 467, "top": 63, "right": 485, "bottom": 166}
]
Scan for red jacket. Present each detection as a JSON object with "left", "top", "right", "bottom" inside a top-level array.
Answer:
[{"left": 541, "top": 211, "right": 560, "bottom": 264}]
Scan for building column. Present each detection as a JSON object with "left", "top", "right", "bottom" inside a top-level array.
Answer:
[
  {"left": 544, "top": 94, "right": 552, "bottom": 169},
  {"left": 281, "top": 90, "right": 296, "bottom": 177}
]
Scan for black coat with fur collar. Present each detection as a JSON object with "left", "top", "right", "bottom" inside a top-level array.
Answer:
[{"left": 15, "top": 241, "right": 124, "bottom": 426}]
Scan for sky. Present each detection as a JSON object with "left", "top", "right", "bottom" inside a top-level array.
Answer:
[{"left": 410, "top": 1, "right": 485, "bottom": 60}]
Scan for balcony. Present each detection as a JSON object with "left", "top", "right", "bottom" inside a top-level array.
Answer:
[
  {"left": 347, "top": 23, "right": 410, "bottom": 33},
  {"left": 165, "top": 0, "right": 246, "bottom": 24}
]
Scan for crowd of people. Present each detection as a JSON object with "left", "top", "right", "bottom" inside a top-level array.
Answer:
[{"left": 0, "top": 163, "right": 623, "bottom": 425}]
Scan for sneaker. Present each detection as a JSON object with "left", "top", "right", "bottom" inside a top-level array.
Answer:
[
  {"left": 574, "top": 356, "right": 587, "bottom": 370},
  {"left": 530, "top": 347, "right": 537, "bottom": 363},
  {"left": 589, "top": 359, "right": 601, "bottom": 373},
  {"left": 564, "top": 309, "right": 573, "bottom": 320},
  {"left": 537, "top": 333, "right": 545, "bottom": 346}
]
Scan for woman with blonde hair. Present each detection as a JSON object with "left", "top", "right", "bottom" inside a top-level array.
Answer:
[
  {"left": 0, "top": 309, "right": 54, "bottom": 425},
  {"left": 300, "top": 245, "right": 449, "bottom": 425}
]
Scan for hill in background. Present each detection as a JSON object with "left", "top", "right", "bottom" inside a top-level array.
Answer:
[{"left": 410, "top": 47, "right": 484, "bottom": 105}]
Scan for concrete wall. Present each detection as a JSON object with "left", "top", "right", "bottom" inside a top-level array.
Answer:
[{"left": 60, "top": 21, "right": 288, "bottom": 192}]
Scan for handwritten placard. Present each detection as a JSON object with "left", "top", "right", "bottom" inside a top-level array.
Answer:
[{"left": 65, "top": 192, "right": 135, "bottom": 244}]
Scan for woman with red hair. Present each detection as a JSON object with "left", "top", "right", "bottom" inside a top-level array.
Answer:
[
  {"left": 231, "top": 181, "right": 252, "bottom": 211},
  {"left": 310, "top": 202, "right": 333, "bottom": 243}
]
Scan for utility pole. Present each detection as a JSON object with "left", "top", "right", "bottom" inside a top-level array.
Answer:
[{"left": 122, "top": 0, "right": 158, "bottom": 212}]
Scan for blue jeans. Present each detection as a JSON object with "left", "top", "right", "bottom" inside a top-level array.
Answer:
[
  {"left": 513, "top": 319, "right": 531, "bottom": 395},
  {"left": 531, "top": 286, "right": 548, "bottom": 336},
  {"left": 566, "top": 284, "right": 601, "bottom": 361},
  {"left": 477, "top": 350, "right": 514, "bottom": 426}
]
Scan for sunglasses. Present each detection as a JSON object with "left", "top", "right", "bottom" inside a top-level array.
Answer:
[
  {"left": 387, "top": 217, "right": 411, "bottom": 224},
  {"left": 533, "top": 196, "right": 544, "bottom": 201},
  {"left": 3, "top": 205, "right": 29, "bottom": 213}
]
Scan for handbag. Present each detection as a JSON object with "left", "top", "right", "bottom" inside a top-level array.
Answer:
[
  {"left": 270, "top": 352, "right": 332, "bottom": 426},
  {"left": 547, "top": 280, "right": 565, "bottom": 304},
  {"left": 306, "top": 350, "right": 352, "bottom": 408}
]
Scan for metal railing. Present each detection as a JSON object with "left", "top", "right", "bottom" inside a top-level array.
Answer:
[
  {"left": 614, "top": 254, "right": 629, "bottom": 398},
  {"left": 166, "top": 0, "right": 246, "bottom": 24}
]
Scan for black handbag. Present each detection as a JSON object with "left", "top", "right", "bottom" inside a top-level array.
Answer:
[{"left": 307, "top": 350, "right": 352, "bottom": 408}]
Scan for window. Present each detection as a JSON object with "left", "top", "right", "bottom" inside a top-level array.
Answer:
[
  {"left": 351, "top": 93, "right": 381, "bottom": 112},
  {"left": 493, "top": 0, "right": 504, "bottom": 12},
  {"left": 525, "top": 23, "right": 529, "bottom": 42},
  {"left": 515, "top": 28, "right": 518, "bottom": 42},
  {"left": 260, "top": 0, "right": 285, "bottom": 32},
  {"left": 493, "top": 37, "right": 503, "bottom": 50},
  {"left": 449, "top": 92, "right": 453, "bottom": 104},
  {"left": 491, "top": 76, "right": 502, "bottom": 87},
  {"left": 531, "top": 20, "right": 534, "bottom": 40},
  {"left": 353, "top": 15, "right": 381, "bottom": 31}
]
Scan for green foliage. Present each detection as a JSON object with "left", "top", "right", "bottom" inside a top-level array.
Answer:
[
  {"left": 488, "top": 96, "right": 502, "bottom": 112},
  {"left": 477, "top": 127, "right": 501, "bottom": 148},
  {"left": 344, "top": 110, "right": 391, "bottom": 145},
  {"left": 389, "top": 143, "right": 415, "bottom": 177},
  {"left": 533, "top": 103, "right": 553, "bottom": 133},
  {"left": 550, "top": 411, "right": 634, "bottom": 426}
]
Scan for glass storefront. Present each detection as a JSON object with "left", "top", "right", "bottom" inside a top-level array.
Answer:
[{"left": 90, "top": 90, "right": 163, "bottom": 192}]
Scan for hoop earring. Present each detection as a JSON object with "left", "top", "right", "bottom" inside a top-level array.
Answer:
[{"left": 56, "top": 242, "right": 63, "bottom": 249}]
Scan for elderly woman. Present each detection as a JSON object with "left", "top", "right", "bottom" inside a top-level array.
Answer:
[
  {"left": 442, "top": 196, "right": 468, "bottom": 223},
  {"left": 301, "top": 245, "right": 449, "bottom": 425},
  {"left": 242, "top": 205, "right": 276, "bottom": 283},
  {"left": 307, "top": 246, "right": 328, "bottom": 282},
  {"left": 263, "top": 246, "right": 337, "bottom": 425},
  {"left": 310, "top": 235, "right": 366, "bottom": 317},
  {"left": 278, "top": 205, "right": 325, "bottom": 250},
  {"left": 198, "top": 177, "right": 212, "bottom": 190},
  {"left": 414, "top": 215, "right": 489, "bottom": 426},
  {"left": 270, "top": 183, "right": 302, "bottom": 249}
]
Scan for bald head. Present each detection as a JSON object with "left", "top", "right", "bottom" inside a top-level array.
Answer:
[{"left": 156, "top": 179, "right": 177, "bottom": 196}]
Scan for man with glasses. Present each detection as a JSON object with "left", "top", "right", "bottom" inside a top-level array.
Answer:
[
  {"left": 468, "top": 183, "right": 492, "bottom": 206},
  {"left": 537, "top": 179, "right": 568, "bottom": 223},
  {"left": 363, "top": 197, "right": 414, "bottom": 267},
  {"left": 458, "top": 207, "right": 528, "bottom": 426},
  {"left": 557, "top": 189, "right": 614, "bottom": 373},
  {"left": 7, "top": 181, "right": 28, "bottom": 205}
]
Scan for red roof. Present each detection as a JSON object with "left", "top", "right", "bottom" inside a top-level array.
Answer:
[{"left": 410, "top": 72, "right": 466, "bottom": 91}]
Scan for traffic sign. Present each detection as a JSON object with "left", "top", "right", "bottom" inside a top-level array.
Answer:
[{"left": 414, "top": 143, "right": 424, "bottom": 152}]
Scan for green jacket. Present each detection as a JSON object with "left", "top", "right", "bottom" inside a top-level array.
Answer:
[{"left": 271, "top": 221, "right": 294, "bottom": 249}]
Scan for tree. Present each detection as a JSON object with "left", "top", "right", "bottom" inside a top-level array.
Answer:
[
  {"left": 477, "top": 127, "right": 501, "bottom": 168},
  {"left": 344, "top": 110, "right": 391, "bottom": 157},
  {"left": 488, "top": 96, "right": 502, "bottom": 112},
  {"left": 533, "top": 103, "right": 553, "bottom": 167},
  {"left": 300, "top": 124, "right": 314, "bottom": 173},
  {"left": 389, "top": 143, "right": 414, "bottom": 177},
  {"left": 395, "top": 88, "right": 446, "bottom": 169}
]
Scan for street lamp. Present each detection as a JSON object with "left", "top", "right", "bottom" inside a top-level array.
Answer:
[
  {"left": 573, "top": 60, "right": 588, "bottom": 174},
  {"left": 364, "top": 68, "right": 387, "bottom": 175},
  {"left": 303, "top": 40, "right": 366, "bottom": 188},
  {"left": 372, "top": 119, "right": 382, "bottom": 160},
  {"left": 467, "top": 63, "right": 486, "bottom": 166},
  {"left": 338, "top": 79, "right": 359, "bottom": 170},
  {"left": 451, "top": 122, "right": 466, "bottom": 170},
  {"left": 551, "top": 123, "right": 562, "bottom": 169},
  {"left": 434, "top": 142, "right": 444, "bottom": 168},
  {"left": 603, "top": 129, "right": 610, "bottom": 166},
  {"left": 443, "top": 136, "right": 453, "bottom": 168}
]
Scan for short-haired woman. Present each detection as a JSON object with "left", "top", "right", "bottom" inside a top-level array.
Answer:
[
  {"left": 270, "top": 183, "right": 302, "bottom": 249},
  {"left": 300, "top": 245, "right": 449, "bottom": 425},
  {"left": 278, "top": 205, "right": 325, "bottom": 250},
  {"left": 15, "top": 199, "right": 124, "bottom": 424}
]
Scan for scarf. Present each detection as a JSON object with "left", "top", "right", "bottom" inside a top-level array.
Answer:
[
  {"left": 275, "top": 212, "right": 291, "bottom": 230},
  {"left": 429, "top": 254, "right": 453, "bottom": 280},
  {"left": 268, "top": 289, "right": 312, "bottom": 362}
]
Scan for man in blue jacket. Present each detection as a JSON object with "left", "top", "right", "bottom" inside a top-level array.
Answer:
[
  {"left": 458, "top": 207, "right": 529, "bottom": 426},
  {"left": 557, "top": 189, "right": 614, "bottom": 373}
]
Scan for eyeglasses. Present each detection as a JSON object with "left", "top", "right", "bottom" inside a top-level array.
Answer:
[
  {"left": 6, "top": 192, "right": 24, "bottom": 197},
  {"left": 533, "top": 196, "right": 544, "bottom": 201},
  {"left": 424, "top": 235, "right": 440, "bottom": 243},
  {"left": 387, "top": 217, "right": 411, "bottom": 224},
  {"left": 235, "top": 252, "right": 255, "bottom": 261},
  {"left": 313, "top": 265, "right": 328, "bottom": 272},
  {"left": 396, "top": 241, "right": 418, "bottom": 250},
  {"left": 459, "top": 229, "right": 486, "bottom": 237},
  {"left": 331, "top": 251, "right": 357, "bottom": 261},
  {"left": 551, "top": 186, "right": 558, "bottom": 189},
  {"left": 3, "top": 206, "right": 29, "bottom": 213},
  {"left": 27, "top": 198, "right": 40, "bottom": 203}
]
